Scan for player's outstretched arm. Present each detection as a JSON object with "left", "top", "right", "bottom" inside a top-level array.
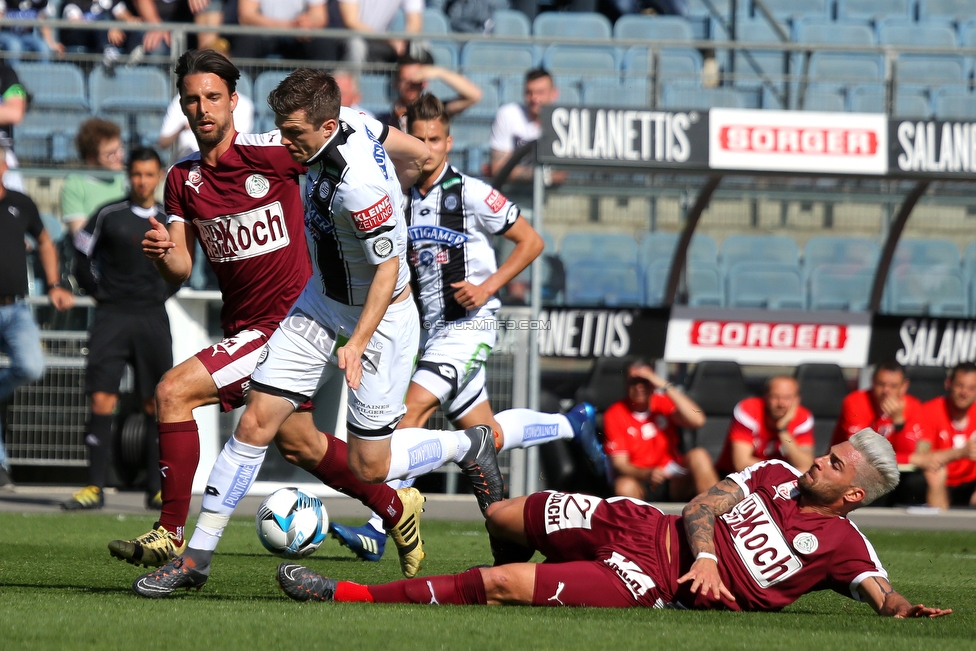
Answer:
[
  {"left": 382, "top": 128, "right": 429, "bottom": 191},
  {"left": 677, "top": 478, "right": 744, "bottom": 603},
  {"left": 452, "top": 217, "right": 543, "bottom": 310},
  {"left": 143, "top": 217, "right": 194, "bottom": 285},
  {"left": 857, "top": 576, "right": 952, "bottom": 618},
  {"left": 337, "top": 256, "right": 399, "bottom": 390}
]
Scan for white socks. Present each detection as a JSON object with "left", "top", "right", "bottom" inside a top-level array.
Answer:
[
  {"left": 384, "top": 427, "right": 470, "bottom": 483},
  {"left": 188, "top": 436, "right": 267, "bottom": 553},
  {"left": 493, "top": 409, "right": 574, "bottom": 452}
]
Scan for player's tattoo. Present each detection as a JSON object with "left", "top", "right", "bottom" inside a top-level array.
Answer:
[
  {"left": 871, "top": 577, "right": 896, "bottom": 598},
  {"left": 682, "top": 479, "right": 744, "bottom": 555}
]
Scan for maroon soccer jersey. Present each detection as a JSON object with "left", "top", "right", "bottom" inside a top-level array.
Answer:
[
  {"left": 673, "top": 460, "right": 888, "bottom": 611},
  {"left": 164, "top": 132, "right": 311, "bottom": 336}
]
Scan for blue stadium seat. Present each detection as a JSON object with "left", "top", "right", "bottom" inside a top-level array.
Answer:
[
  {"left": 16, "top": 110, "right": 89, "bottom": 163},
  {"left": 448, "top": 120, "right": 491, "bottom": 147},
  {"left": 360, "top": 73, "right": 392, "bottom": 115},
  {"left": 807, "top": 52, "right": 885, "bottom": 90},
  {"left": 237, "top": 71, "right": 253, "bottom": 101},
  {"left": 727, "top": 262, "right": 805, "bottom": 310},
  {"left": 492, "top": 9, "right": 531, "bottom": 36},
  {"left": 622, "top": 46, "right": 704, "bottom": 83},
  {"left": 533, "top": 12, "right": 612, "bottom": 40},
  {"left": 643, "top": 259, "right": 722, "bottom": 306},
  {"left": 804, "top": 236, "right": 880, "bottom": 274},
  {"left": 879, "top": 19, "right": 958, "bottom": 48},
  {"left": 918, "top": 0, "right": 976, "bottom": 22},
  {"left": 799, "top": 85, "right": 846, "bottom": 112},
  {"left": 716, "top": 18, "right": 789, "bottom": 92},
  {"left": 12, "top": 62, "right": 87, "bottom": 110},
  {"left": 837, "top": 0, "right": 914, "bottom": 21},
  {"left": 809, "top": 265, "right": 874, "bottom": 311},
  {"left": 90, "top": 66, "right": 170, "bottom": 112},
  {"left": 565, "top": 259, "right": 642, "bottom": 307},
  {"left": 794, "top": 17, "right": 875, "bottom": 46},
  {"left": 253, "top": 69, "right": 293, "bottom": 117},
  {"left": 893, "top": 238, "right": 961, "bottom": 267},
  {"left": 720, "top": 234, "right": 800, "bottom": 269},
  {"left": 849, "top": 85, "right": 932, "bottom": 117},
  {"left": 613, "top": 15, "right": 694, "bottom": 41},
  {"left": 897, "top": 56, "right": 966, "bottom": 87},
  {"left": 422, "top": 7, "right": 450, "bottom": 33},
  {"left": 933, "top": 88, "right": 975, "bottom": 120},
  {"left": 428, "top": 42, "right": 459, "bottom": 68},
  {"left": 461, "top": 42, "right": 536, "bottom": 72},
  {"left": 543, "top": 44, "right": 617, "bottom": 78},
  {"left": 462, "top": 83, "right": 499, "bottom": 119},
  {"left": 749, "top": 0, "right": 831, "bottom": 21},
  {"left": 560, "top": 232, "right": 638, "bottom": 266},
  {"left": 886, "top": 264, "right": 968, "bottom": 316},
  {"left": 637, "top": 232, "right": 718, "bottom": 270},
  {"left": 581, "top": 78, "right": 648, "bottom": 108},
  {"left": 661, "top": 84, "right": 749, "bottom": 109},
  {"left": 964, "top": 241, "right": 976, "bottom": 279}
]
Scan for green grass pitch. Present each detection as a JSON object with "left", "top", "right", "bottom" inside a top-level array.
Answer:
[{"left": 1, "top": 512, "right": 973, "bottom": 651}]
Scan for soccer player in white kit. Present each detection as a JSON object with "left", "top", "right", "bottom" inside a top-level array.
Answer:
[
  {"left": 132, "top": 71, "right": 503, "bottom": 597},
  {"left": 331, "top": 93, "right": 610, "bottom": 563}
]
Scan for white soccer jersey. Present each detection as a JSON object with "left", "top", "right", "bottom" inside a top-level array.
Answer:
[
  {"left": 406, "top": 164, "right": 519, "bottom": 328},
  {"left": 303, "top": 107, "right": 409, "bottom": 306}
]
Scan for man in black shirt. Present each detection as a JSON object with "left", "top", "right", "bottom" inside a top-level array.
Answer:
[
  {"left": 0, "top": 145, "right": 74, "bottom": 488},
  {"left": 62, "top": 147, "right": 178, "bottom": 510}
]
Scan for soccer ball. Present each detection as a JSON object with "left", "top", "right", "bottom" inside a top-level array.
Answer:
[{"left": 255, "top": 487, "right": 329, "bottom": 559}]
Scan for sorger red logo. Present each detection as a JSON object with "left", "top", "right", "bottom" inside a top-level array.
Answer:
[
  {"left": 691, "top": 321, "right": 847, "bottom": 350},
  {"left": 719, "top": 125, "right": 879, "bottom": 156},
  {"left": 485, "top": 189, "right": 507, "bottom": 213},
  {"left": 352, "top": 195, "right": 394, "bottom": 231}
]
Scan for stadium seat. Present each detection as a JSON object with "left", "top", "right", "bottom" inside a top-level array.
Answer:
[
  {"left": 799, "top": 86, "right": 846, "bottom": 112},
  {"left": 720, "top": 18, "right": 790, "bottom": 93},
  {"left": 422, "top": 7, "right": 450, "bottom": 33},
  {"left": 252, "top": 69, "right": 293, "bottom": 118},
  {"left": 687, "top": 263, "right": 724, "bottom": 307},
  {"left": 896, "top": 56, "right": 966, "bottom": 88},
  {"left": 849, "top": 85, "right": 932, "bottom": 117},
  {"left": 581, "top": 78, "right": 648, "bottom": 108},
  {"left": 878, "top": 19, "right": 958, "bottom": 49},
  {"left": 918, "top": 0, "right": 976, "bottom": 22},
  {"left": 623, "top": 46, "right": 704, "bottom": 83},
  {"left": 564, "top": 259, "right": 642, "bottom": 307},
  {"left": 89, "top": 66, "right": 170, "bottom": 113},
  {"left": 964, "top": 241, "right": 976, "bottom": 280},
  {"left": 727, "top": 262, "right": 805, "bottom": 310},
  {"left": 637, "top": 231, "right": 719, "bottom": 271},
  {"left": 542, "top": 44, "right": 617, "bottom": 79},
  {"left": 428, "top": 42, "right": 459, "bottom": 68},
  {"left": 685, "top": 361, "right": 752, "bottom": 462},
  {"left": 837, "top": 0, "right": 914, "bottom": 22},
  {"left": 661, "top": 84, "right": 749, "bottom": 109},
  {"left": 359, "top": 73, "right": 392, "bottom": 115},
  {"left": 643, "top": 259, "right": 671, "bottom": 306},
  {"left": 906, "top": 365, "right": 950, "bottom": 403},
  {"left": 887, "top": 264, "right": 968, "bottom": 316},
  {"left": 461, "top": 42, "right": 537, "bottom": 72},
  {"left": 803, "top": 236, "right": 880, "bottom": 276},
  {"left": 16, "top": 110, "right": 89, "bottom": 163},
  {"left": 575, "top": 356, "right": 632, "bottom": 413},
  {"left": 808, "top": 265, "right": 874, "bottom": 311},
  {"left": 237, "top": 71, "right": 253, "bottom": 102},
  {"left": 560, "top": 232, "right": 638, "bottom": 266},
  {"left": 720, "top": 234, "right": 800, "bottom": 269},
  {"left": 933, "top": 88, "right": 975, "bottom": 120},
  {"left": 794, "top": 18, "right": 876, "bottom": 46},
  {"left": 794, "top": 363, "right": 849, "bottom": 455},
  {"left": 492, "top": 9, "right": 531, "bottom": 36},
  {"left": 751, "top": 0, "right": 831, "bottom": 21},
  {"left": 613, "top": 15, "right": 694, "bottom": 41},
  {"left": 893, "top": 238, "right": 961, "bottom": 267},
  {"left": 806, "top": 52, "right": 884, "bottom": 90},
  {"left": 12, "top": 62, "right": 88, "bottom": 110},
  {"left": 533, "top": 12, "right": 612, "bottom": 40}
]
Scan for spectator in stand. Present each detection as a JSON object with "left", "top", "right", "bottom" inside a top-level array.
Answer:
[
  {"left": 61, "top": 118, "right": 127, "bottom": 236},
  {"left": 489, "top": 68, "right": 559, "bottom": 182},
  {"left": 831, "top": 360, "right": 937, "bottom": 506},
  {"left": 232, "top": 0, "right": 337, "bottom": 62},
  {"left": 922, "top": 362, "right": 976, "bottom": 509},
  {"left": 717, "top": 376, "right": 814, "bottom": 474},
  {"left": 336, "top": 0, "right": 422, "bottom": 64},
  {"left": 0, "top": 145, "right": 75, "bottom": 489},
  {"left": 62, "top": 147, "right": 179, "bottom": 511},
  {"left": 0, "top": 59, "right": 26, "bottom": 192},
  {"left": 133, "top": 0, "right": 224, "bottom": 55},
  {"left": 58, "top": 0, "right": 142, "bottom": 63},
  {"left": 376, "top": 54, "right": 482, "bottom": 131},
  {"left": 0, "top": 0, "right": 64, "bottom": 62},
  {"left": 159, "top": 43, "right": 253, "bottom": 160},
  {"left": 603, "top": 358, "right": 716, "bottom": 501}
]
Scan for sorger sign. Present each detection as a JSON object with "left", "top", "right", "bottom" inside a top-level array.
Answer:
[
  {"left": 665, "top": 307, "right": 871, "bottom": 366},
  {"left": 709, "top": 108, "right": 887, "bottom": 175}
]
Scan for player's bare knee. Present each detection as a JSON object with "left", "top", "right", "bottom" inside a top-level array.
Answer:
[{"left": 480, "top": 566, "right": 529, "bottom": 605}]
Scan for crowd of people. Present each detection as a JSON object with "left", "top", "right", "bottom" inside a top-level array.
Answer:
[{"left": 0, "top": 38, "right": 963, "bottom": 617}]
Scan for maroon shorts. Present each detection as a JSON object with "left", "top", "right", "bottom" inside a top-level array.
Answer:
[
  {"left": 195, "top": 328, "right": 313, "bottom": 412},
  {"left": 523, "top": 491, "right": 674, "bottom": 608}
]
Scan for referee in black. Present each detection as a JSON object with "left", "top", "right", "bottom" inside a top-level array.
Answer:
[{"left": 63, "top": 147, "right": 180, "bottom": 511}]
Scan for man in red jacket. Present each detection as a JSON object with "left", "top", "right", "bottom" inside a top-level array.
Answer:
[{"left": 831, "top": 360, "right": 937, "bottom": 506}]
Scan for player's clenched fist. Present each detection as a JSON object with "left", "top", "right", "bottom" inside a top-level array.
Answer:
[{"left": 142, "top": 216, "right": 175, "bottom": 259}]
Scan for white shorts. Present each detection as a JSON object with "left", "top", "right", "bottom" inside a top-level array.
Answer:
[
  {"left": 412, "top": 312, "right": 497, "bottom": 421},
  {"left": 251, "top": 286, "right": 420, "bottom": 439}
]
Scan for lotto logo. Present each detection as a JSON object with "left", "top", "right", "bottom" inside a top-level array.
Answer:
[
  {"left": 352, "top": 195, "right": 394, "bottom": 231},
  {"left": 485, "top": 189, "right": 507, "bottom": 213}
]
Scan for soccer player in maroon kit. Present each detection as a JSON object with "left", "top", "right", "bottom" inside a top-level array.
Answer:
[
  {"left": 276, "top": 428, "right": 951, "bottom": 618},
  {"left": 923, "top": 362, "right": 976, "bottom": 509},
  {"left": 108, "top": 49, "right": 429, "bottom": 577}
]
